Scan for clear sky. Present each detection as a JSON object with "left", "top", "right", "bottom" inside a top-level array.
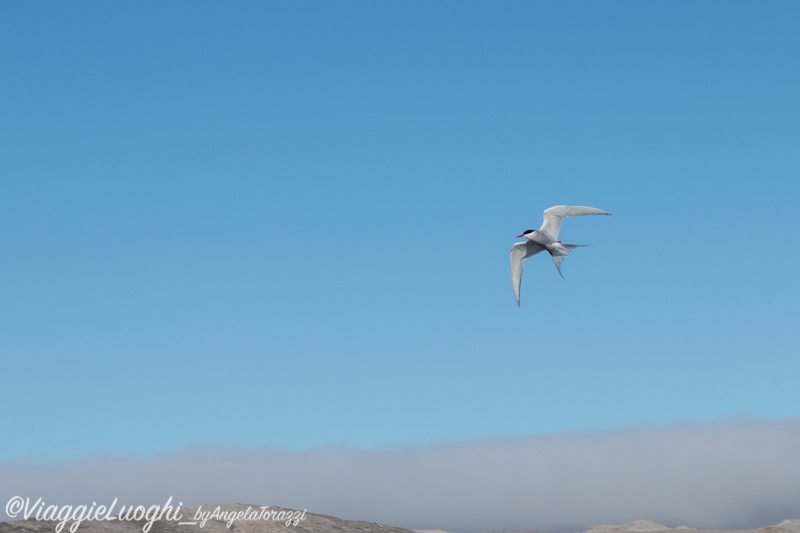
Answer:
[{"left": 2, "top": 1, "right": 799, "bottom": 464}]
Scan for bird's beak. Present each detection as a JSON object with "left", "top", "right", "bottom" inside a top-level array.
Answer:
[{"left": 516, "top": 233, "right": 525, "bottom": 238}]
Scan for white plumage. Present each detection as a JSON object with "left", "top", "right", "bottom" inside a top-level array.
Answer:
[{"left": 510, "top": 205, "right": 611, "bottom": 306}]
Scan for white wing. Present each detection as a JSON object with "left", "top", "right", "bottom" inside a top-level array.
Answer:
[
  {"left": 539, "top": 205, "right": 611, "bottom": 241},
  {"left": 510, "top": 241, "right": 544, "bottom": 306}
]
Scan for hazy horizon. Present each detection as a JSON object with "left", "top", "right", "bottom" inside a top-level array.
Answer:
[
  {"left": 2, "top": 2, "right": 798, "bottom": 531},
  {"left": 3, "top": 418, "right": 800, "bottom": 533}
]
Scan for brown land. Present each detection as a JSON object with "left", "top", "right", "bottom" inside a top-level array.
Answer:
[{"left": 1, "top": 505, "right": 798, "bottom": 533}]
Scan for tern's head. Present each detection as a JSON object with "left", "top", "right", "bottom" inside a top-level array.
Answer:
[{"left": 517, "top": 229, "right": 535, "bottom": 238}]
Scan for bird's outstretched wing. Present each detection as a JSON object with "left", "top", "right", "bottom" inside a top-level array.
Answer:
[
  {"left": 539, "top": 205, "right": 611, "bottom": 240},
  {"left": 510, "top": 241, "right": 544, "bottom": 306}
]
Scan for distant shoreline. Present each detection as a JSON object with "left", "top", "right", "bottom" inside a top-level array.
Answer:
[{"left": 1, "top": 506, "right": 799, "bottom": 533}]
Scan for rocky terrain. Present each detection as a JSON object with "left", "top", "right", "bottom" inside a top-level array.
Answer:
[
  {"left": 0, "top": 503, "right": 414, "bottom": 533},
  {"left": 488, "top": 519, "right": 800, "bottom": 533},
  {"left": 1, "top": 507, "right": 798, "bottom": 533},
  {"left": 578, "top": 519, "right": 800, "bottom": 533}
]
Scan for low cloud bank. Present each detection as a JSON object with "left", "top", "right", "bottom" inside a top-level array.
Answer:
[{"left": 2, "top": 419, "right": 800, "bottom": 532}]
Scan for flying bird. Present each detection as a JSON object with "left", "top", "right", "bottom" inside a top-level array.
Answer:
[{"left": 510, "top": 205, "right": 611, "bottom": 306}]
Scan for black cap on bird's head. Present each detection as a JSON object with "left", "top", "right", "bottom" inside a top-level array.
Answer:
[{"left": 516, "top": 229, "right": 535, "bottom": 238}]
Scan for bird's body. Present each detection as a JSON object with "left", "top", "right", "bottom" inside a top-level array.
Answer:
[{"left": 510, "top": 205, "right": 610, "bottom": 306}]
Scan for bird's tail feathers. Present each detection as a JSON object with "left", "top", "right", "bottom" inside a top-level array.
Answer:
[{"left": 551, "top": 244, "right": 590, "bottom": 279}]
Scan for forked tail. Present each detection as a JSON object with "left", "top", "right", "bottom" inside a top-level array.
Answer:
[{"left": 551, "top": 244, "right": 590, "bottom": 279}]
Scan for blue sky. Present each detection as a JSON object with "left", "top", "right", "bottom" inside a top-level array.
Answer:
[{"left": 2, "top": 1, "right": 799, "bottom": 463}]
